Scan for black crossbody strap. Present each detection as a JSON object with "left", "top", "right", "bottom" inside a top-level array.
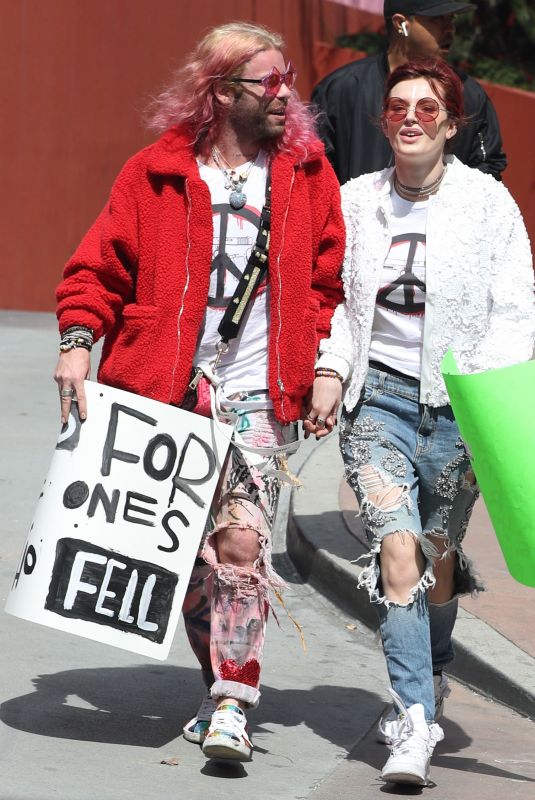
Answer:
[{"left": 217, "top": 171, "right": 272, "bottom": 344}]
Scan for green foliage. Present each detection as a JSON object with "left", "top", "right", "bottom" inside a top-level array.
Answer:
[
  {"left": 335, "top": 30, "right": 386, "bottom": 56},
  {"left": 511, "top": 0, "right": 535, "bottom": 43},
  {"left": 335, "top": 2, "right": 535, "bottom": 92},
  {"left": 336, "top": 30, "right": 386, "bottom": 55},
  {"left": 450, "top": 2, "right": 535, "bottom": 92}
]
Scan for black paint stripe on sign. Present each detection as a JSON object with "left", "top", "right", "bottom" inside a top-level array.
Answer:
[{"left": 45, "top": 538, "right": 178, "bottom": 644}]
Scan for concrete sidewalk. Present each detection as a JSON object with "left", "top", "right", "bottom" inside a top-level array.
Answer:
[
  {"left": 1, "top": 311, "right": 390, "bottom": 800},
  {"left": 2, "top": 310, "right": 535, "bottom": 798},
  {"left": 287, "top": 433, "right": 535, "bottom": 720}
]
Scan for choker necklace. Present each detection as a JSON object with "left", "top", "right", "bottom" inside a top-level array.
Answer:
[
  {"left": 212, "top": 146, "right": 258, "bottom": 209},
  {"left": 394, "top": 169, "right": 445, "bottom": 200}
]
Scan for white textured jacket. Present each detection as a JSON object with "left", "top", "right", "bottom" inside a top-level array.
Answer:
[{"left": 317, "top": 156, "right": 535, "bottom": 409}]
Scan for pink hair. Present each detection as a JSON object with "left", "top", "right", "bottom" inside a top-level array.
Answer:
[{"left": 146, "top": 22, "right": 318, "bottom": 162}]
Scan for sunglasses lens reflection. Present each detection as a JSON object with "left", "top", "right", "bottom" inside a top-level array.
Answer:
[
  {"left": 416, "top": 99, "right": 440, "bottom": 120},
  {"left": 385, "top": 100, "right": 408, "bottom": 121},
  {"left": 262, "top": 65, "right": 296, "bottom": 96},
  {"left": 285, "top": 69, "right": 296, "bottom": 90},
  {"left": 385, "top": 98, "right": 440, "bottom": 122},
  {"left": 263, "top": 70, "right": 282, "bottom": 96}
]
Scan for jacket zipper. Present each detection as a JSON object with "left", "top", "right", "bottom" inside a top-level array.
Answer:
[
  {"left": 274, "top": 170, "right": 295, "bottom": 422},
  {"left": 167, "top": 178, "right": 192, "bottom": 404}
]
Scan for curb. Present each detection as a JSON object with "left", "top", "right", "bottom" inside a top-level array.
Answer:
[{"left": 286, "top": 435, "right": 535, "bottom": 720}]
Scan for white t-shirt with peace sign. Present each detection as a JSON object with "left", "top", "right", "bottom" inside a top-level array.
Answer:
[
  {"left": 368, "top": 191, "right": 428, "bottom": 379},
  {"left": 195, "top": 155, "right": 269, "bottom": 395}
]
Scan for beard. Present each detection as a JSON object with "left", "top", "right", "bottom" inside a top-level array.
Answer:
[{"left": 228, "top": 94, "right": 287, "bottom": 144}]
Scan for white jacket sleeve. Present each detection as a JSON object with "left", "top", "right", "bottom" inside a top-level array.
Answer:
[
  {"left": 470, "top": 184, "right": 535, "bottom": 369},
  {"left": 316, "top": 300, "right": 354, "bottom": 380}
]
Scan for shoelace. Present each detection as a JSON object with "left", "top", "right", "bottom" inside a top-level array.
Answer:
[
  {"left": 388, "top": 689, "right": 444, "bottom": 755},
  {"left": 209, "top": 707, "right": 247, "bottom": 739}
]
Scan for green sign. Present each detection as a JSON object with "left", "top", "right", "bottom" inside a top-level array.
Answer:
[{"left": 441, "top": 350, "right": 535, "bottom": 588}]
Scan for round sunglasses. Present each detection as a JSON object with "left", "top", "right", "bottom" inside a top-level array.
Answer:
[
  {"left": 384, "top": 96, "right": 448, "bottom": 123},
  {"left": 230, "top": 62, "right": 297, "bottom": 98}
]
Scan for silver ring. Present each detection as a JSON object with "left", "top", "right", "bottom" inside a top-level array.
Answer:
[
  {"left": 306, "top": 412, "right": 316, "bottom": 422},
  {"left": 316, "top": 417, "right": 326, "bottom": 428},
  {"left": 60, "top": 388, "right": 74, "bottom": 397}
]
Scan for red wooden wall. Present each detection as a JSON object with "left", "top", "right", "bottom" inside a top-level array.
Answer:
[{"left": 1, "top": 1, "right": 532, "bottom": 311}]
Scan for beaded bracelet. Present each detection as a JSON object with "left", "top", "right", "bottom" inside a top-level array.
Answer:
[
  {"left": 60, "top": 325, "right": 93, "bottom": 336},
  {"left": 59, "top": 325, "right": 94, "bottom": 353},
  {"left": 315, "top": 368, "right": 343, "bottom": 382},
  {"left": 59, "top": 338, "right": 92, "bottom": 352}
]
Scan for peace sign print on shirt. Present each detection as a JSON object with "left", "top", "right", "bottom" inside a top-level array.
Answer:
[
  {"left": 208, "top": 204, "right": 266, "bottom": 309},
  {"left": 377, "top": 232, "right": 426, "bottom": 317}
]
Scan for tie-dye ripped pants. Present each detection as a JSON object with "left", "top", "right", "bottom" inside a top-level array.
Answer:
[{"left": 182, "top": 400, "right": 296, "bottom": 708}]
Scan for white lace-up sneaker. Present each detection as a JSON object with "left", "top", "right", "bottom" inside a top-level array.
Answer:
[
  {"left": 381, "top": 701, "right": 444, "bottom": 786},
  {"left": 377, "top": 673, "right": 451, "bottom": 744},
  {"left": 202, "top": 703, "right": 253, "bottom": 762},
  {"left": 183, "top": 693, "right": 217, "bottom": 744}
]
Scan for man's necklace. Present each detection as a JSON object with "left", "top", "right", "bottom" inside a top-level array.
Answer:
[{"left": 212, "top": 146, "right": 258, "bottom": 210}]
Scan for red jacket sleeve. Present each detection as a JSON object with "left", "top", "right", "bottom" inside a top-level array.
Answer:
[
  {"left": 56, "top": 167, "right": 140, "bottom": 340},
  {"left": 310, "top": 156, "right": 345, "bottom": 345}
]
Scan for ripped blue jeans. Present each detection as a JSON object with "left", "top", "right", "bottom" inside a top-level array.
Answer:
[{"left": 340, "top": 367, "right": 482, "bottom": 722}]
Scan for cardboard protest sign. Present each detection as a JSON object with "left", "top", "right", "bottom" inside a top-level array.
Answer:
[
  {"left": 5, "top": 381, "right": 232, "bottom": 659},
  {"left": 441, "top": 350, "right": 535, "bottom": 587}
]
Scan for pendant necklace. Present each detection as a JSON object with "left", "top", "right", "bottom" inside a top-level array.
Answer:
[{"left": 212, "top": 146, "right": 258, "bottom": 210}]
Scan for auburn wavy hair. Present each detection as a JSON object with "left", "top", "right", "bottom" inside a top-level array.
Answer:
[
  {"left": 383, "top": 57, "right": 466, "bottom": 126},
  {"left": 147, "top": 21, "right": 318, "bottom": 162}
]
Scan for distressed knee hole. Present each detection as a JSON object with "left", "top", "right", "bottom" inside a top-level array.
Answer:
[
  {"left": 382, "top": 529, "right": 420, "bottom": 548},
  {"left": 379, "top": 530, "right": 433, "bottom": 597},
  {"left": 201, "top": 523, "right": 285, "bottom": 597},
  {"left": 427, "top": 529, "right": 452, "bottom": 559},
  {"left": 355, "top": 526, "right": 437, "bottom": 608},
  {"left": 203, "top": 523, "right": 264, "bottom": 570}
]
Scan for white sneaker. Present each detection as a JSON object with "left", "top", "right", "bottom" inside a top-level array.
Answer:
[
  {"left": 202, "top": 703, "right": 253, "bottom": 762},
  {"left": 183, "top": 693, "right": 217, "bottom": 744},
  {"left": 381, "top": 699, "right": 444, "bottom": 786},
  {"left": 376, "top": 673, "right": 450, "bottom": 744}
]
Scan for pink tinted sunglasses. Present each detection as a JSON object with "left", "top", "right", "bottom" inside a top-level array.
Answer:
[
  {"left": 384, "top": 96, "right": 448, "bottom": 123},
  {"left": 230, "top": 62, "right": 297, "bottom": 98}
]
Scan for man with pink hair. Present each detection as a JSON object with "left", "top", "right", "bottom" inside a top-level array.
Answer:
[{"left": 54, "top": 22, "right": 344, "bottom": 762}]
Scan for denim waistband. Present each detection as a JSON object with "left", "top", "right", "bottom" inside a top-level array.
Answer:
[{"left": 366, "top": 364, "right": 421, "bottom": 402}]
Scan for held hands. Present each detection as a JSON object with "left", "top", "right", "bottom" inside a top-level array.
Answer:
[
  {"left": 303, "top": 375, "right": 343, "bottom": 440},
  {"left": 54, "top": 348, "right": 91, "bottom": 424}
]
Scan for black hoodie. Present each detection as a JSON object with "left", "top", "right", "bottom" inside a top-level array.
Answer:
[{"left": 311, "top": 51, "right": 507, "bottom": 184}]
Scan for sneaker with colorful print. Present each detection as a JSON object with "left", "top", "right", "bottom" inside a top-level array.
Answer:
[
  {"left": 201, "top": 703, "right": 253, "bottom": 761},
  {"left": 183, "top": 693, "right": 217, "bottom": 744}
]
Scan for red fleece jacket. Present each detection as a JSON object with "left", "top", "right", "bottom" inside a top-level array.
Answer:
[{"left": 56, "top": 128, "right": 345, "bottom": 423}]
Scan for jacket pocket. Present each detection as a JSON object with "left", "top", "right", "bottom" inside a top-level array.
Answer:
[
  {"left": 116, "top": 304, "right": 159, "bottom": 346},
  {"left": 98, "top": 305, "right": 161, "bottom": 394}
]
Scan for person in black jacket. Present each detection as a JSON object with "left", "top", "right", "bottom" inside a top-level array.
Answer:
[{"left": 312, "top": 0, "right": 507, "bottom": 183}]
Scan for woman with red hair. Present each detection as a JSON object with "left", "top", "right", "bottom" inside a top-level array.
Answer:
[{"left": 307, "top": 57, "right": 534, "bottom": 786}]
